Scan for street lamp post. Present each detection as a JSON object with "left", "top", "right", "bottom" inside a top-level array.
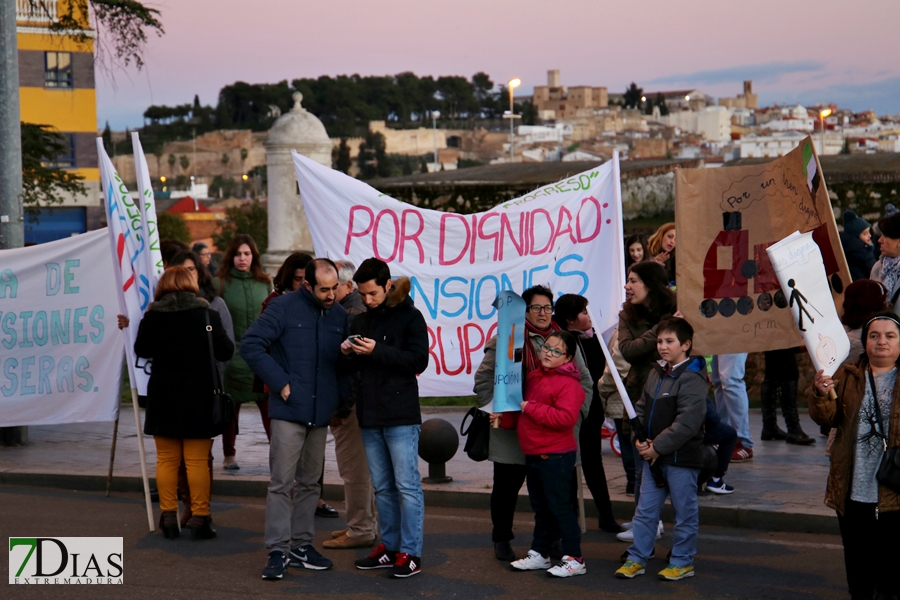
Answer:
[
  {"left": 431, "top": 110, "right": 440, "bottom": 170},
  {"left": 819, "top": 108, "right": 832, "bottom": 156},
  {"left": 505, "top": 78, "right": 521, "bottom": 162}
]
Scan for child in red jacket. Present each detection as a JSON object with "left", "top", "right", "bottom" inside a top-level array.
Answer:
[{"left": 502, "top": 330, "right": 587, "bottom": 578}]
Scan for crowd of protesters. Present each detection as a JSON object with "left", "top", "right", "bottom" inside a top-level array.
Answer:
[{"left": 124, "top": 207, "right": 900, "bottom": 596}]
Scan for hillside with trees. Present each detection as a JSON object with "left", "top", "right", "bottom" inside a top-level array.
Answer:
[{"left": 113, "top": 72, "right": 536, "bottom": 157}]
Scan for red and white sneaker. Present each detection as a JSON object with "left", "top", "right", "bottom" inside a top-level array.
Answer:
[
  {"left": 355, "top": 543, "right": 397, "bottom": 570},
  {"left": 731, "top": 441, "right": 753, "bottom": 462},
  {"left": 390, "top": 552, "right": 421, "bottom": 578},
  {"left": 547, "top": 555, "right": 586, "bottom": 578}
]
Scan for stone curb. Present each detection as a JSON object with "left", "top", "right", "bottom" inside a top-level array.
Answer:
[{"left": 0, "top": 471, "right": 839, "bottom": 536}]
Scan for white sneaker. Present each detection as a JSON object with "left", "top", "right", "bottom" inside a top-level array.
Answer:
[
  {"left": 510, "top": 549, "right": 551, "bottom": 571},
  {"left": 616, "top": 521, "right": 663, "bottom": 542},
  {"left": 621, "top": 521, "right": 633, "bottom": 531},
  {"left": 547, "top": 555, "right": 586, "bottom": 578}
]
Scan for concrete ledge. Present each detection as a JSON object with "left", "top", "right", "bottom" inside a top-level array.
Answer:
[{"left": 0, "top": 471, "right": 839, "bottom": 536}]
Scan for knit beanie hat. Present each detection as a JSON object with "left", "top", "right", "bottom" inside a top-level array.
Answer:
[
  {"left": 842, "top": 211, "right": 870, "bottom": 239},
  {"left": 886, "top": 204, "right": 899, "bottom": 218},
  {"left": 878, "top": 212, "right": 900, "bottom": 240}
]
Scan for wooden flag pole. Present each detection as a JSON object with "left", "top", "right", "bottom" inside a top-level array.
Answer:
[
  {"left": 105, "top": 417, "right": 119, "bottom": 497},
  {"left": 131, "top": 388, "right": 155, "bottom": 532}
]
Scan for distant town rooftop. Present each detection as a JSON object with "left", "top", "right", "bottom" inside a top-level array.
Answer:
[{"left": 369, "top": 158, "right": 701, "bottom": 189}]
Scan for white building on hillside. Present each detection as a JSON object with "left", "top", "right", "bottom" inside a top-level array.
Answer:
[
  {"left": 667, "top": 106, "right": 732, "bottom": 143},
  {"left": 739, "top": 130, "right": 843, "bottom": 157},
  {"left": 517, "top": 124, "right": 572, "bottom": 143}
]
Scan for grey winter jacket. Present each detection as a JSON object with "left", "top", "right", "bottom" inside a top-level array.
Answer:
[
  {"left": 473, "top": 331, "right": 593, "bottom": 465},
  {"left": 635, "top": 356, "right": 708, "bottom": 468}
]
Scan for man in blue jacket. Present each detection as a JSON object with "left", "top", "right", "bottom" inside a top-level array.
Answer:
[{"left": 241, "top": 258, "right": 349, "bottom": 581}]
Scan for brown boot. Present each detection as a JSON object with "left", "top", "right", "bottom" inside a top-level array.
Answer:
[
  {"left": 323, "top": 532, "right": 375, "bottom": 549},
  {"left": 331, "top": 528, "right": 349, "bottom": 539},
  {"left": 159, "top": 511, "right": 179, "bottom": 539},
  {"left": 185, "top": 515, "right": 217, "bottom": 541}
]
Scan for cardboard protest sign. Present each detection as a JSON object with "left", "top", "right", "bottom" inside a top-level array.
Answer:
[
  {"left": 767, "top": 231, "right": 850, "bottom": 376},
  {"left": 675, "top": 137, "right": 851, "bottom": 355},
  {"left": 492, "top": 291, "right": 526, "bottom": 413},
  {"left": 0, "top": 230, "right": 124, "bottom": 426},
  {"left": 293, "top": 152, "right": 626, "bottom": 396}
]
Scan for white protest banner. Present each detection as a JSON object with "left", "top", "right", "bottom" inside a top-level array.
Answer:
[
  {"left": 767, "top": 231, "right": 850, "bottom": 376},
  {"left": 97, "top": 139, "right": 150, "bottom": 395},
  {"left": 132, "top": 132, "right": 164, "bottom": 288},
  {"left": 0, "top": 230, "right": 124, "bottom": 427},
  {"left": 293, "top": 152, "right": 625, "bottom": 396}
]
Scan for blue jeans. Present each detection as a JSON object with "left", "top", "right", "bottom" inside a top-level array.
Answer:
[
  {"left": 711, "top": 353, "right": 753, "bottom": 449},
  {"left": 361, "top": 425, "right": 425, "bottom": 557},
  {"left": 525, "top": 452, "right": 581, "bottom": 558},
  {"left": 627, "top": 461, "right": 700, "bottom": 568}
]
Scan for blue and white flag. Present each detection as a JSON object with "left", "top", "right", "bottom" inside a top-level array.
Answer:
[
  {"left": 97, "top": 139, "right": 151, "bottom": 395},
  {"left": 492, "top": 291, "right": 526, "bottom": 413},
  {"left": 132, "top": 132, "right": 164, "bottom": 291}
]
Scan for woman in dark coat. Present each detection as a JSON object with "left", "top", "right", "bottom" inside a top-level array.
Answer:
[
  {"left": 136, "top": 267, "right": 234, "bottom": 539},
  {"left": 618, "top": 261, "right": 678, "bottom": 408},
  {"left": 617, "top": 260, "right": 678, "bottom": 508}
]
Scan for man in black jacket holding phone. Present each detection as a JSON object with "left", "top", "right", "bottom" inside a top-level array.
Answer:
[{"left": 341, "top": 258, "right": 429, "bottom": 578}]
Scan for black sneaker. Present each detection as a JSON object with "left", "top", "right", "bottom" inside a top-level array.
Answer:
[
  {"left": 316, "top": 502, "right": 340, "bottom": 518},
  {"left": 289, "top": 544, "right": 333, "bottom": 570},
  {"left": 355, "top": 543, "right": 397, "bottom": 570},
  {"left": 262, "top": 551, "right": 289, "bottom": 580},
  {"left": 390, "top": 553, "right": 421, "bottom": 578}
]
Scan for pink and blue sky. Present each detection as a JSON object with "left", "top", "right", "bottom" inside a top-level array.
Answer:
[{"left": 97, "top": 0, "right": 900, "bottom": 129}]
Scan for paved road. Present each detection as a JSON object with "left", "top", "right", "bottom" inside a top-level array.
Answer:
[
  {"left": 1, "top": 407, "right": 837, "bottom": 534},
  {"left": 1, "top": 485, "right": 847, "bottom": 599}
]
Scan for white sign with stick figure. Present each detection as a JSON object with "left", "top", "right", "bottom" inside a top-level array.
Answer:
[{"left": 766, "top": 231, "right": 850, "bottom": 376}]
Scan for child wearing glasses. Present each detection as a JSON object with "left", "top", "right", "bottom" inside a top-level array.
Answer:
[{"left": 499, "top": 329, "right": 588, "bottom": 578}]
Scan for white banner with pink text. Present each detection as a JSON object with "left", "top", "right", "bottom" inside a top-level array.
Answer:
[{"left": 293, "top": 152, "right": 625, "bottom": 396}]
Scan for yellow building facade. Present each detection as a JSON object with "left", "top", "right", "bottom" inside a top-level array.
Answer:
[{"left": 16, "top": 0, "right": 101, "bottom": 242}]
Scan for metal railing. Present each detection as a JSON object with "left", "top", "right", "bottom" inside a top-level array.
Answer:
[{"left": 16, "top": 0, "right": 57, "bottom": 23}]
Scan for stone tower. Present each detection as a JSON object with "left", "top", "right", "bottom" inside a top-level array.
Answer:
[
  {"left": 262, "top": 92, "right": 332, "bottom": 274},
  {"left": 548, "top": 69, "right": 561, "bottom": 87}
]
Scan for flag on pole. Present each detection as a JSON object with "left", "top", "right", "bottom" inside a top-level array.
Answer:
[
  {"left": 132, "top": 132, "right": 164, "bottom": 293},
  {"left": 97, "top": 138, "right": 151, "bottom": 395}
]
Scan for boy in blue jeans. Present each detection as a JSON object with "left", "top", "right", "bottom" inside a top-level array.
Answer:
[{"left": 615, "top": 317, "right": 707, "bottom": 581}]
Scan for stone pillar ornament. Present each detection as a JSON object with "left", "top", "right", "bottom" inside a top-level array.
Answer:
[{"left": 262, "top": 91, "right": 333, "bottom": 274}]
